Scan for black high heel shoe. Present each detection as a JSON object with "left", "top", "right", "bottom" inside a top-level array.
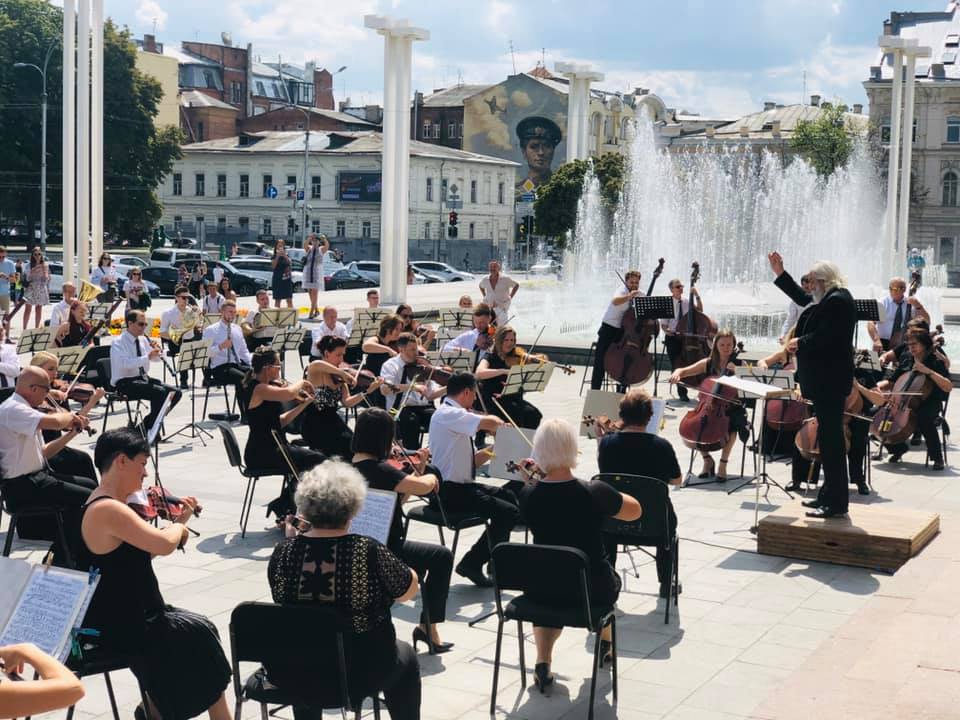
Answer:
[
  {"left": 412, "top": 626, "right": 454, "bottom": 655},
  {"left": 533, "top": 663, "right": 554, "bottom": 693},
  {"left": 698, "top": 457, "right": 716, "bottom": 479}
]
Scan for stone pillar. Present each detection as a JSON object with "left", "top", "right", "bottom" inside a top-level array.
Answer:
[
  {"left": 881, "top": 42, "right": 904, "bottom": 280},
  {"left": 77, "top": 0, "right": 90, "bottom": 278},
  {"left": 897, "top": 44, "right": 931, "bottom": 276},
  {"left": 90, "top": 0, "right": 103, "bottom": 263},
  {"left": 364, "top": 15, "right": 429, "bottom": 305},
  {"left": 62, "top": 0, "right": 75, "bottom": 280},
  {"left": 556, "top": 62, "right": 604, "bottom": 161}
]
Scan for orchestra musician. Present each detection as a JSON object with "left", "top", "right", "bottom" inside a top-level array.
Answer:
[
  {"left": 427, "top": 372, "right": 510, "bottom": 587},
  {"left": 458, "top": 294, "right": 473, "bottom": 310},
  {"left": 867, "top": 277, "right": 930, "bottom": 353},
  {"left": 397, "top": 303, "right": 436, "bottom": 350},
  {"left": 879, "top": 318, "right": 950, "bottom": 371},
  {"left": 201, "top": 280, "right": 225, "bottom": 316},
  {"left": 475, "top": 324, "right": 543, "bottom": 430},
  {"left": 361, "top": 314, "right": 404, "bottom": 408},
  {"left": 241, "top": 289, "right": 275, "bottom": 353},
  {"left": 661, "top": 277, "right": 703, "bottom": 402},
  {"left": 110, "top": 309, "right": 183, "bottom": 437},
  {"left": 303, "top": 335, "right": 381, "bottom": 459},
  {"left": 669, "top": 329, "right": 747, "bottom": 480},
  {"left": 590, "top": 270, "right": 642, "bottom": 392},
  {"left": 54, "top": 300, "right": 93, "bottom": 348},
  {"left": 49, "top": 281, "right": 76, "bottom": 329},
  {"left": 442, "top": 303, "right": 494, "bottom": 367},
  {"left": 201, "top": 300, "right": 253, "bottom": 417},
  {"left": 778, "top": 274, "right": 813, "bottom": 345},
  {"left": 309, "top": 305, "right": 349, "bottom": 358},
  {"left": 351, "top": 408, "right": 454, "bottom": 654},
  {"left": 159, "top": 285, "right": 200, "bottom": 389},
  {"left": 770, "top": 253, "right": 857, "bottom": 518},
  {"left": 380, "top": 332, "right": 446, "bottom": 450}
]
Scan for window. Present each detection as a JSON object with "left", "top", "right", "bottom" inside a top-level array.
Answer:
[
  {"left": 216, "top": 216, "right": 226, "bottom": 232},
  {"left": 262, "top": 174, "right": 273, "bottom": 196},
  {"left": 422, "top": 120, "right": 430, "bottom": 139},
  {"left": 287, "top": 218, "right": 296, "bottom": 234},
  {"left": 286, "top": 175, "right": 297, "bottom": 199},
  {"left": 197, "top": 122, "right": 204, "bottom": 142},
  {"left": 497, "top": 181, "right": 505, "bottom": 204},
  {"left": 173, "top": 216, "right": 182, "bottom": 232},
  {"left": 939, "top": 237, "right": 956, "bottom": 264},
  {"left": 424, "top": 221, "right": 431, "bottom": 240},
  {"left": 311, "top": 176, "right": 321, "bottom": 199},
  {"left": 948, "top": 117, "right": 960, "bottom": 143},
  {"left": 440, "top": 178, "right": 448, "bottom": 202},
  {"left": 231, "top": 81, "right": 242, "bottom": 104},
  {"left": 458, "top": 123, "right": 464, "bottom": 138},
  {"left": 336, "top": 220, "right": 345, "bottom": 237},
  {"left": 262, "top": 218, "right": 272, "bottom": 236},
  {"left": 239, "top": 174, "right": 249, "bottom": 198},
  {"left": 202, "top": 70, "right": 217, "bottom": 89},
  {"left": 255, "top": 80, "right": 266, "bottom": 96},
  {"left": 880, "top": 119, "right": 917, "bottom": 143},
  {"left": 271, "top": 82, "right": 284, "bottom": 100},
  {"left": 944, "top": 51, "right": 958, "bottom": 65},
  {"left": 470, "top": 180, "right": 478, "bottom": 204},
  {"left": 172, "top": 173, "right": 182, "bottom": 196},
  {"left": 448, "top": 121, "right": 456, "bottom": 139},
  {"left": 239, "top": 217, "right": 249, "bottom": 230},
  {"left": 311, "top": 219, "right": 320, "bottom": 234},
  {"left": 432, "top": 123, "right": 440, "bottom": 139},
  {"left": 948, "top": 34, "right": 960, "bottom": 47},
  {"left": 195, "top": 216, "right": 204, "bottom": 231},
  {"left": 362, "top": 221, "right": 372, "bottom": 238},
  {"left": 426, "top": 177, "right": 433, "bottom": 202},
  {"left": 195, "top": 173, "right": 205, "bottom": 196},
  {"left": 944, "top": 171, "right": 959, "bottom": 206},
  {"left": 468, "top": 222, "right": 475, "bottom": 239},
  {"left": 217, "top": 174, "right": 226, "bottom": 197}
]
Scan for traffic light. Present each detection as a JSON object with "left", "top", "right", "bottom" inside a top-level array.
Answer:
[
  {"left": 448, "top": 225, "right": 458, "bottom": 238},
  {"left": 448, "top": 211, "right": 458, "bottom": 227},
  {"left": 518, "top": 221, "right": 526, "bottom": 240}
]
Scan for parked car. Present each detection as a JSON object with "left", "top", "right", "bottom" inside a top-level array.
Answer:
[
  {"left": 204, "top": 260, "right": 270, "bottom": 296},
  {"left": 140, "top": 266, "right": 181, "bottom": 296},
  {"left": 325, "top": 268, "right": 377, "bottom": 290},
  {"left": 348, "top": 260, "right": 381, "bottom": 283},
  {"left": 223, "top": 257, "right": 303, "bottom": 292},
  {"left": 149, "top": 248, "right": 213, "bottom": 268},
  {"left": 111, "top": 254, "right": 150, "bottom": 270},
  {"left": 529, "top": 258, "right": 563, "bottom": 276},
  {"left": 409, "top": 261, "right": 475, "bottom": 282},
  {"left": 233, "top": 241, "right": 270, "bottom": 257},
  {"left": 47, "top": 261, "right": 160, "bottom": 299}
]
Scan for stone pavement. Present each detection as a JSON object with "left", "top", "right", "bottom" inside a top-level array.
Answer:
[{"left": 4, "top": 349, "right": 960, "bottom": 720}]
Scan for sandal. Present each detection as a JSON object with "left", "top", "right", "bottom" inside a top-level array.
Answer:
[{"left": 717, "top": 458, "right": 730, "bottom": 481}]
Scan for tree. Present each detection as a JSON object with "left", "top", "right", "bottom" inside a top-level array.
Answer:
[
  {"left": 790, "top": 102, "right": 856, "bottom": 178},
  {"left": 0, "top": 0, "right": 183, "bottom": 241},
  {"left": 533, "top": 152, "right": 625, "bottom": 243}
]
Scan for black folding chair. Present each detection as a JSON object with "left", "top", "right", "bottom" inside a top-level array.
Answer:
[
  {"left": 93, "top": 357, "right": 137, "bottom": 433},
  {"left": 402, "top": 490, "right": 486, "bottom": 558},
  {"left": 594, "top": 472, "right": 680, "bottom": 624},
  {"left": 488, "top": 543, "right": 617, "bottom": 720},
  {"left": 229, "top": 601, "right": 381, "bottom": 720},
  {"left": 64, "top": 646, "right": 149, "bottom": 720},
  {"left": 202, "top": 368, "right": 237, "bottom": 420},
  {"left": 0, "top": 485, "right": 74, "bottom": 569}
]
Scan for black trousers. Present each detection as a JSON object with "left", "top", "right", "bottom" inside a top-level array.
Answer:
[
  {"left": 399, "top": 539, "right": 453, "bottom": 624},
  {"left": 115, "top": 377, "right": 183, "bottom": 432},
  {"left": 210, "top": 363, "right": 251, "bottom": 418},
  {"left": 591, "top": 322, "right": 623, "bottom": 390},
  {"left": 439, "top": 481, "right": 519, "bottom": 569},
  {"left": 488, "top": 394, "right": 542, "bottom": 429},
  {"left": 396, "top": 406, "right": 434, "bottom": 450},
  {"left": 886, "top": 400, "right": 943, "bottom": 463},
  {"left": 791, "top": 416, "right": 869, "bottom": 488},
  {"left": 165, "top": 340, "right": 189, "bottom": 386},
  {"left": 604, "top": 535, "right": 674, "bottom": 589},
  {"left": 48, "top": 446, "right": 97, "bottom": 483},
  {"left": 244, "top": 335, "right": 272, "bottom": 353},
  {"left": 811, "top": 393, "right": 849, "bottom": 512},
  {"left": 2, "top": 469, "right": 97, "bottom": 556},
  {"left": 664, "top": 335, "right": 688, "bottom": 399}
]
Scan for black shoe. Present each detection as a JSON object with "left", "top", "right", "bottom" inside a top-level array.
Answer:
[
  {"left": 455, "top": 561, "right": 493, "bottom": 588},
  {"left": 932, "top": 461, "right": 945, "bottom": 471},
  {"left": 659, "top": 582, "right": 682, "bottom": 599},
  {"left": 412, "top": 626, "right": 454, "bottom": 655},
  {"left": 910, "top": 436, "right": 923, "bottom": 446},
  {"left": 801, "top": 499, "right": 822, "bottom": 509},
  {"left": 888, "top": 451, "right": 905, "bottom": 464},
  {"left": 855, "top": 480, "right": 870, "bottom": 495},
  {"left": 786, "top": 481, "right": 803, "bottom": 493},
  {"left": 533, "top": 663, "right": 554, "bottom": 693},
  {"left": 805, "top": 506, "right": 848, "bottom": 519}
]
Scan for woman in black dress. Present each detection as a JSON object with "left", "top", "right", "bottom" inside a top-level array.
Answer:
[
  {"left": 361, "top": 314, "right": 403, "bottom": 409},
  {"left": 351, "top": 408, "right": 454, "bottom": 654},
  {"left": 519, "top": 418, "right": 641, "bottom": 692},
  {"left": 303, "top": 335, "right": 381, "bottom": 458},
  {"left": 271, "top": 239, "right": 294, "bottom": 309},
  {"left": 78, "top": 428, "right": 232, "bottom": 720},
  {"left": 54, "top": 300, "right": 94, "bottom": 347},
  {"left": 241, "top": 347, "right": 325, "bottom": 520},
  {"left": 475, "top": 324, "right": 543, "bottom": 429},
  {"left": 267, "top": 460, "right": 421, "bottom": 720}
]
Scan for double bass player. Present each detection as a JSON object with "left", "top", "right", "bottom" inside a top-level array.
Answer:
[{"left": 590, "top": 271, "right": 642, "bottom": 391}]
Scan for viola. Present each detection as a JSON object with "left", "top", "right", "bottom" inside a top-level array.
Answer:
[
  {"left": 129, "top": 486, "right": 202, "bottom": 525},
  {"left": 506, "top": 459, "right": 545, "bottom": 482},
  {"left": 677, "top": 343, "right": 742, "bottom": 452},
  {"left": 676, "top": 262, "right": 717, "bottom": 386},
  {"left": 869, "top": 350, "right": 933, "bottom": 445},
  {"left": 888, "top": 270, "right": 921, "bottom": 350},
  {"left": 604, "top": 258, "right": 666, "bottom": 387}
]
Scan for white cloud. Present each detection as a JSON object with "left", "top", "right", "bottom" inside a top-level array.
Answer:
[
  {"left": 488, "top": 0, "right": 516, "bottom": 35},
  {"left": 766, "top": 34, "right": 875, "bottom": 105},
  {"left": 135, "top": 0, "right": 167, "bottom": 32}
]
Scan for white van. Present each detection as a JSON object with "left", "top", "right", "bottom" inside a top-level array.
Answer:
[{"left": 149, "top": 249, "right": 213, "bottom": 268}]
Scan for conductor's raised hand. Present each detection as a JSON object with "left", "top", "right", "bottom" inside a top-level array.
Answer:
[{"left": 768, "top": 252, "right": 785, "bottom": 277}]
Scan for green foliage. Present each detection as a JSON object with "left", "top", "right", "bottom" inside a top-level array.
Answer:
[
  {"left": 0, "top": 0, "right": 183, "bottom": 240},
  {"left": 789, "top": 103, "right": 856, "bottom": 178},
  {"left": 534, "top": 153, "right": 625, "bottom": 243}
]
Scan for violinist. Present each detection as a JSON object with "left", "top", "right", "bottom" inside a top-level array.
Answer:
[
  {"left": 380, "top": 333, "right": 446, "bottom": 450},
  {"left": 309, "top": 306, "right": 349, "bottom": 358},
  {"left": 669, "top": 329, "right": 747, "bottom": 480},
  {"left": 458, "top": 294, "right": 473, "bottom": 310},
  {"left": 475, "top": 324, "right": 543, "bottom": 430},
  {"left": 54, "top": 300, "right": 93, "bottom": 348},
  {"left": 303, "top": 335, "right": 381, "bottom": 458},
  {"left": 591, "top": 270, "right": 642, "bottom": 391},
  {"left": 859, "top": 328, "right": 951, "bottom": 469},
  {"left": 867, "top": 277, "right": 930, "bottom": 352},
  {"left": 351, "top": 408, "right": 454, "bottom": 655},
  {"left": 361, "top": 314, "right": 404, "bottom": 408},
  {"left": 661, "top": 278, "right": 702, "bottom": 401},
  {"left": 397, "top": 303, "right": 436, "bottom": 350},
  {"left": 442, "top": 303, "right": 495, "bottom": 366}
]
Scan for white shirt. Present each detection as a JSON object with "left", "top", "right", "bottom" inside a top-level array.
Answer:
[
  {"left": 380, "top": 354, "right": 436, "bottom": 410},
  {"left": 601, "top": 289, "right": 633, "bottom": 328},
  {"left": 50, "top": 299, "right": 71, "bottom": 328},
  {"left": 212, "top": 266, "right": 224, "bottom": 284},
  {"left": 0, "top": 344, "right": 20, "bottom": 387},
  {"left": 202, "top": 293, "right": 225, "bottom": 315},
  {"left": 247, "top": 307, "right": 277, "bottom": 340},
  {"left": 660, "top": 298, "right": 690, "bottom": 333},
  {"left": 428, "top": 397, "right": 483, "bottom": 484},
  {"left": 310, "top": 321, "right": 349, "bottom": 357},
  {"left": 203, "top": 319, "right": 252, "bottom": 368},
  {"left": 479, "top": 275, "right": 518, "bottom": 323},
  {"left": 160, "top": 305, "right": 200, "bottom": 343},
  {"left": 780, "top": 299, "right": 808, "bottom": 338},
  {"left": 91, "top": 265, "right": 117, "bottom": 290},
  {"left": 0, "top": 392, "right": 46, "bottom": 478},
  {"left": 110, "top": 330, "right": 153, "bottom": 385},
  {"left": 876, "top": 295, "right": 910, "bottom": 340}
]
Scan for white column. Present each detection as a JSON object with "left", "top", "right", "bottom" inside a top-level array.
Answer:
[
  {"left": 556, "top": 63, "right": 604, "bottom": 161},
  {"left": 90, "top": 0, "right": 103, "bottom": 263},
  {"left": 897, "top": 45, "right": 930, "bottom": 277},
  {"left": 884, "top": 46, "right": 904, "bottom": 279},
  {"left": 62, "top": 0, "right": 75, "bottom": 280},
  {"left": 365, "top": 15, "right": 429, "bottom": 305},
  {"left": 77, "top": 0, "right": 90, "bottom": 279}
]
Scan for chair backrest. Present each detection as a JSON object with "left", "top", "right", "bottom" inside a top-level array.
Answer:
[
  {"left": 94, "top": 357, "right": 115, "bottom": 392},
  {"left": 217, "top": 422, "right": 243, "bottom": 469},
  {"left": 593, "top": 472, "right": 675, "bottom": 544},
  {"left": 0, "top": 387, "right": 15, "bottom": 405}
]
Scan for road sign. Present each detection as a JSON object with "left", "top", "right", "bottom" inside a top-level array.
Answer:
[
  {"left": 519, "top": 191, "right": 536, "bottom": 202},
  {"left": 296, "top": 190, "right": 305, "bottom": 201},
  {"left": 515, "top": 202, "right": 534, "bottom": 217},
  {"left": 446, "top": 200, "right": 463, "bottom": 209},
  {"left": 521, "top": 178, "right": 536, "bottom": 193},
  {"left": 266, "top": 185, "right": 278, "bottom": 199}
]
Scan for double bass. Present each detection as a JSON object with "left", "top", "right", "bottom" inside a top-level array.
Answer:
[
  {"left": 888, "top": 270, "right": 921, "bottom": 350},
  {"left": 604, "top": 258, "right": 666, "bottom": 387},
  {"left": 676, "top": 262, "right": 717, "bottom": 386}
]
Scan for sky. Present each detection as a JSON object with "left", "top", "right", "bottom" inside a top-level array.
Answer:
[{"left": 104, "top": 0, "right": 948, "bottom": 119}]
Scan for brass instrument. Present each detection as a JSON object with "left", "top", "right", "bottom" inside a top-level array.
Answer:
[
  {"left": 169, "top": 305, "right": 199, "bottom": 344},
  {"left": 77, "top": 280, "right": 101, "bottom": 303}
]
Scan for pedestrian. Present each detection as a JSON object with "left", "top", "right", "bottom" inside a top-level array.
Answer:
[
  {"left": 22, "top": 247, "right": 50, "bottom": 329},
  {"left": 271, "top": 239, "right": 294, "bottom": 309}
]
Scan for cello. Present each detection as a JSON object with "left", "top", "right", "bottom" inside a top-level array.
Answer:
[
  {"left": 888, "top": 270, "right": 921, "bottom": 350},
  {"left": 676, "top": 262, "right": 717, "bottom": 386},
  {"left": 869, "top": 353, "right": 932, "bottom": 446},
  {"left": 795, "top": 351, "right": 871, "bottom": 461},
  {"left": 678, "top": 341, "right": 743, "bottom": 452},
  {"left": 604, "top": 258, "right": 666, "bottom": 387}
]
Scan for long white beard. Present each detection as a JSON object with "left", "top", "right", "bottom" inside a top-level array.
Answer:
[{"left": 811, "top": 287, "right": 825, "bottom": 303}]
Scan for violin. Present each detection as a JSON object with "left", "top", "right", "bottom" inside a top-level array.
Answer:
[
  {"left": 676, "top": 262, "right": 718, "bottom": 386},
  {"left": 39, "top": 392, "right": 97, "bottom": 437},
  {"left": 888, "top": 270, "right": 921, "bottom": 350},
  {"left": 52, "top": 377, "right": 97, "bottom": 404},
  {"left": 869, "top": 349, "right": 934, "bottom": 446},
  {"left": 506, "top": 458, "right": 545, "bottom": 482},
  {"left": 582, "top": 414, "right": 625, "bottom": 439},
  {"left": 474, "top": 325, "right": 496, "bottom": 351},
  {"left": 604, "top": 258, "right": 665, "bottom": 387},
  {"left": 677, "top": 342, "right": 742, "bottom": 452},
  {"left": 505, "top": 347, "right": 576, "bottom": 375},
  {"left": 128, "top": 486, "right": 202, "bottom": 524},
  {"left": 405, "top": 357, "right": 453, "bottom": 387}
]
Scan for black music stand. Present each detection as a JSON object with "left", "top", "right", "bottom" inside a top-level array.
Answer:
[
  {"left": 270, "top": 326, "right": 305, "bottom": 375},
  {"left": 854, "top": 298, "right": 883, "bottom": 348},
  {"left": 634, "top": 296, "right": 676, "bottom": 397},
  {"left": 16, "top": 327, "right": 53, "bottom": 356},
  {"left": 500, "top": 362, "right": 554, "bottom": 397},
  {"left": 439, "top": 308, "right": 474, "bottom": 331},
  {"left": 49, "top": 344, "right": 89, "bottom": 378},
  {"left": 426, "top": 349, "right": 475, "bottom": 374},
  {"left": 261, "top": 308, "right": 298, "bottom": 329},
  {"left": 86, "top": 301, "right": 114, "bottom": 324},
  {"left": 167, "top": 339, "right": 215, "bottom": 442}
]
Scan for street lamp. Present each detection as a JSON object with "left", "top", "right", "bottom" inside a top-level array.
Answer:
[{"left": 14, "top": 42, "right": 58, "bottom": 252}]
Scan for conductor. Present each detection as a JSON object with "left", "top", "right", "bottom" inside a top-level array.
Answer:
[{"left": 769, "top": 252, "right": 856, "bottom": 518}]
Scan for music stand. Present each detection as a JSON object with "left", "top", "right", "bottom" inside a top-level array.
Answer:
[
  {"left": 854, "top": 299, "right": 883, "bottom": 348},
  {"left": 86, "top": 301, "right": 114, "bottom": 324},
  {"left": 201, "top": 313, "right": 220, "bottom": 330},
  {"left": 17, "top": 327, "right": 53, "bottom": 356},
  {"left": 716, "top": 375, "right": 794, "bottom": 533},
  {"left": 425, "top": 349, "right": 474, "bottom": 374},
  {"left": 634, "top": 296, "right": 676, "bottom": 397},
  {"left": 166, "top": 339, "right": 215, "bottom": 442},
  {"left": 261, "top": 308, "right": 298, "bottom": 328},
  {"left": 734, "top": 366, "right": 794, "bottom": 467},
  {"left": 270, "top": 327, "right": 306, "bottom": 374},
  {"left": 352, "top": 307, "right": 389, "bottom": 330},
  {"left": 500, "top": 362, "right": 555, "bottom": 397},
  {"left": 439, "top": 308, "right": 473, "bottom": 331},
  {"left": 48, "top": 344, "right": 90, "bottom": 378}
]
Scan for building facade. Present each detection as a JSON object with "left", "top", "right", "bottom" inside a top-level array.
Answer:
[{"left": 135, "top": 35, "right": 179, "bottom": 128}]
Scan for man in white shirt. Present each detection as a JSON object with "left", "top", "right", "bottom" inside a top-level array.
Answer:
[
  {"left": 111, "top": 309, "right": 183, "bottom": 434},
  {"left": 201, "top": 281, "right": 225, "bottom": 316},
  {"left": 241, "top": 289, "right": 275, "bottom": 352},
  {"left": 380, "top": 332, "right": 446, "bottom": 449},
  {"left": 778, "top": 273, "right": 813, "bottom": 344},
  {"left": 442, "top": 304, "right": 494, "bottom": 368},
  {"left": 310, "top": 306, "right": 349, "bottom": 358},
  {"left": 159, "top": 286, "right": 200, "bottom": 389},
  {"left": 591, "top": 270, "right": 642, "bottom": 391},
  {"left": 867, "top": 276, "right": 930, "bottom": 352},
  {"left": 49, "top": 282, "right": 77, "bottom": 329},
  {"left": 479, "top": 261, "right": 518, "bottom": 326},
  {"left": 428, "top": 372, "right": 511, "bottom": 586},
  {"left": 0, "top": 246, "right": 17, "bottom": 338},
  {"left": 660, "top": 277, "right": 702, "bottom": 401},
  {"left": 202, "top": 300, "right": 252, "bottom": 411}
]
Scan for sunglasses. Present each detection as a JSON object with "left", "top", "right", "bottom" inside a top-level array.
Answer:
[{"left": 134, "top": 321, "right": 148, "bottom": 327}]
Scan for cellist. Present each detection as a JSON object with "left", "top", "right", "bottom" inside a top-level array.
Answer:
[
  {"left": 668, "top": 330, "right": 747, "bottom": 480},
  {"left": 858, "top": 327, "right": 951, "bottom": 469},
  {"left": 590, "top": 270, "right": 642, "bottom": 391},
  {"left": 661, "top": 278, "right": 702, "bottom": 402}
]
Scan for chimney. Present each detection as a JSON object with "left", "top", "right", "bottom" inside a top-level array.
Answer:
[
  {"left": 143, "top": 34, "right": 157, "bottom": 53},
  {"left": 739, "top": 126, "right": 750, "bottom": 138},
  {"left": 772, "top": 121, "right": 781, "bottom": 137},
  {"left": 763, "top": 101, "right": 776, "bottom": 111},
  {"left": 705, "top": 126, "right": 715, "bottom": 138},
  {"left": 870, "top": 66, "right": 882, "bottom": 80},
  {"left": 932, "top": 63, "right": 946, "bottom": 78},
  {"left": 810, "top": 94, "right": 821, "bottom": 107},
  {"left": 853, "top": 103, "right": 864, "bottom": 114}
]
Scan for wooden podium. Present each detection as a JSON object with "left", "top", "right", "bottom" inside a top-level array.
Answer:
[{"left": 758, "top": 503, "right": 940, "bottom": 572}]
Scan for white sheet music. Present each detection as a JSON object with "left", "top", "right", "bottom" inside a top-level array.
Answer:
[
  {"left": 0, "top": 558, "right": 32, "bottom": 632},
  {"left": 715, "top": 375, "right": 793, "bottom": 400},
  {"left": 349, "top": 488, "right": 397, "bottom": 545}
]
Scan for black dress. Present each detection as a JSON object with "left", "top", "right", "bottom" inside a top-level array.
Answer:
[
  {"left": 706, "top": 358, "right": 749, "bottom": 442},
  {"left": 272, "top": 255, "right": 293, "bottom": 300},
  {"left": 77, "top": 498, "right": 230, "bottom": 719},
  {"left": 301, "top": 384, "right": 354, "bottom": 459},
  {"left": 364, "top": 351, "right": 391, "bottom": 409},
  {"left": 480, "top": 353, "right": 543, "bottom": 429}
]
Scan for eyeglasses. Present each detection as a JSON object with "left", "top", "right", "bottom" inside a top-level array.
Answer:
[{"left": 133, "top": 321, "right": 148, "bottom": 327}]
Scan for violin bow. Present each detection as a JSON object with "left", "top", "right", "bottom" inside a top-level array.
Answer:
[
  {"left": 136, "top": 417, "right": 199, "bottom": 540},
  {"left": 520, "top": 326, "right": 547, "bottom": 368},
  {"left": 490, "top": 395, "right": 535, "bottom": 450},
  {"left": 675, "top": 381, "right": 744, "bottom": 405}
]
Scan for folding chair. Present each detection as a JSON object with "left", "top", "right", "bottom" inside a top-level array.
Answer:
[
  {"left": 202, "top": 368, "right": 237, "bottom": 420},
  {"left": 93, "top": 357, "right": 137, "bottom": 433},
  {"left": 402, "top": 490, "right": 486, "bottom": 558},
  {"left": 1, "top": 486, "right": 74, "bottom": 569},
  {"left": 65, "top": 647, "right": 149, "bottom": 720}
]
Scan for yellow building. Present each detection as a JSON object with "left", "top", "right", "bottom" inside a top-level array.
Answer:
[{"left": 135, "top": 35, "right": 179, "bottom": 129}]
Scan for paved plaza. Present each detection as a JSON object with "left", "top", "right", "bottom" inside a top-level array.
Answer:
[{"left": 3, "top": 284, "right": 960, "bottom": 720}]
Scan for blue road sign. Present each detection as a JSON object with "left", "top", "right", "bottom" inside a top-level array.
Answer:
[
  {"left": 519, "top": 191, "right": 536, "bottom": 202},
  {"left": 266, "top": 185, "right": 278, "bottom": 199},
  {"left": 296, "top": 190, "right": 305, "bottom": 201}
]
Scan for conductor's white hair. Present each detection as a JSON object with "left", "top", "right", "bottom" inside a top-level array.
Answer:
[
  {"left": 532, "top": 418, "right": 579, "bottom": 473},
  {"left": 808, "top": 260, "right": 846, "bottom": 290},
  {"left": 295, "top": 459, "right": 367, "bottom": 529}
]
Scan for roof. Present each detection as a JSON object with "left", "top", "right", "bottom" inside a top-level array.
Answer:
[
  {"left": 162, "top": 45, "right": 219, "bottom": 67},
  {"left": 419, "top": 85, "right": 491, "bottom": 107},
  {"left": 675, "top": 103, "right": 868, "bottom": 143},
  {"left": 872, "top": 6, "right": 960, "bottom": 81},
  {"left": 251, "top": 61, "right": 284, "bottom": 78},
  {"left": 180, "top": 90, "right": 238, "bottom": 111},
  {"left": 181, "top": 130, "right": 519, "bottom": 165},
  {"left": 302, "top": 107, "right": 377, "bottom": 126}
]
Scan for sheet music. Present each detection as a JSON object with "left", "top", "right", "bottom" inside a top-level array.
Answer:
[
  {"left": 349, "top": 489, "right": 397, "bottom": 545},
  {"left": 147, "top": 391, "right": 178, "bottom": 445},
  {"left": 647, "top": 398, "right": 666, "bottom": 434},
  {"left": 0, "top": 558, "right": 32, "bottom": 632},
  {"left": 715, "top": 375, "right": 793, "bottom": 399}
]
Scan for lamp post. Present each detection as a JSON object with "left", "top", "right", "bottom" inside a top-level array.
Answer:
[{"left": 14, "top": 43, "right": 57, "bottom": 252}]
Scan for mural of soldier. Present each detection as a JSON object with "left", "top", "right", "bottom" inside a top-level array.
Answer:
[{"left": 515, "top": 116, "right": 562, "bottom": 194}]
